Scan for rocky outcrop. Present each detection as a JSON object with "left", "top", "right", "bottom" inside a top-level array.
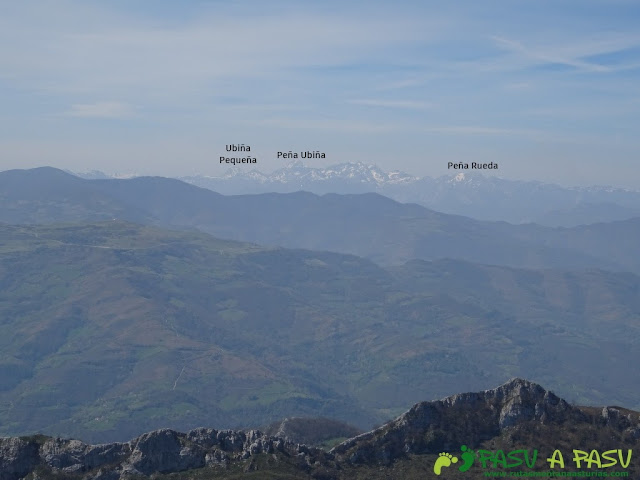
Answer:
[
  {"left": 330, "top": 378, "right": 633, "bottom": 465},
  {"left": 601, "top": 407, "right": 640, "bottom": 439},
  {"left": 0, "top": 427, "right": 332, "bottom": 480},
  {"left": 0, "top": 437, "right": 40, "bottom": 480},
  {"left": 2, "top": 378, "right": 639, "bottom": 478},
  {"left": 264, "top": 417, "right": 362, "bottom": 446}
]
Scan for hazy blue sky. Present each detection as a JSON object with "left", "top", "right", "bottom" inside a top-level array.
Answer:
[{"left": 1, "top": 0, "right": 639, "bottom": 187}]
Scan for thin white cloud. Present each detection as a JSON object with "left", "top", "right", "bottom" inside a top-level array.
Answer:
[
  {"left": 0, "top": 1, "right": 638, "bottom": 188},
  {"left": 0, "top": 2, "right": 437, "bottom": 100},
  {"left": 348, "top": 99, "right": 433, "bottom": 110},
  {"left": 490, "top": 34, "right": 640, "bottom": 73},
  {"left": 259, "top": 117, "right": 398, "bottom": 134},
  {"left": 66, "top": 102, "right": 135, "bottom": 118},
  {"left": 422, "top": 125, "right": 540, "bottom": 137},
  {"left": 504, "top": 82, "right": 531, "bottom": 90},
  {"left": 491, "top": 36, "right": 608, "bottom": 72},
  {"left": 524, "top": 102, "right": 640, "bottom": 118},
  {"left": 221, "top": 103, "right": 305, "bottom": 112},
  {"left": 376, "top": 78, "right": 426, "bottom": 90}
]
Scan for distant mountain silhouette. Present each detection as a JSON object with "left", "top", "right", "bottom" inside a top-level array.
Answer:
[
  {"left": 3, "top": 167, "right": 640, "bottom": 272},
  {"left": 176, "top": 161, "right": 640, "bottom": 225}
]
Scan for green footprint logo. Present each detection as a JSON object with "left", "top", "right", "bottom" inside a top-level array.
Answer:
[
  {"left": 458, "top": 445, "right": 475, "bottom": 472},
  {"left": 433, "top": 452, "right": 458, "bottom": 475}
]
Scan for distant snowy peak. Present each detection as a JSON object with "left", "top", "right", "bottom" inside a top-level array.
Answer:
[
  {"left": 288, "top": 161, "right": 417, "bottom": 185},
  {"left": 210, "top": 161, "right": 419, "bottom": 186},
  {"left": 66, "top": 162, "right": 640, "bottom": 225},
  {"left": 67, "top": 169, "right": 112, "bottom": 180},
  {"left": 439, "top": 171, "right": 498, "bottom": 189},
  {"left": 69, "top": 170, "right": 139, "bottom": 180}
]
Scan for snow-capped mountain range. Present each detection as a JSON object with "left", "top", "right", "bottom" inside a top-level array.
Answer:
[
  {"left": 202, "top": 160, "right": 418, "bottom": 186},
  {"left": 72, "top": 162, "right": 640, "bottom": 226}
]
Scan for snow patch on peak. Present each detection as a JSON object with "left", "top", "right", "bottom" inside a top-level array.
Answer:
[
  {"left": 263, "top": 161, "right": 418, "bottom": 186},
  {"left": 286, "top": 160, "right": 305, "bottom": 169}
]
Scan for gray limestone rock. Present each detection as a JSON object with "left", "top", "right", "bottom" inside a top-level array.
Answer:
[
  {"left": 1, "top": 379, "right": 638, "bottom": 478},
  {"left": 0, "top": 437, "right": 40, "bottom": 480}
]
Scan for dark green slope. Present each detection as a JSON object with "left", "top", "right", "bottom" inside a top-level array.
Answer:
[
  {"left": 2, "top": 167, "right": 640, "bottom": 272},
  {"left": 388, "top": 259, "right": 640, "bottom": 406},
  {"left": 90, "top": 175, "right": 627, "bottom": 270},
  {"left": 1, "top": 222, "right": 640, "bottom": 444},
  {"left": 0, "top": 167, "right": 153, "bottom": 225},
  {"left": 0, "top": 222, "right": 386, "bottom": 442}
]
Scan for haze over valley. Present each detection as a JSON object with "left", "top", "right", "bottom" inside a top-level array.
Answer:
[
  {"left": 0, "top": 167, "right": 639, "bottom": 448},
  {"left": 2, "top": 1, "right": 640, "bottom": 477}
]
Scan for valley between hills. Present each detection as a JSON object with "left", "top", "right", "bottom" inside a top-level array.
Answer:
[
  {"left": 0, "top": 167, "right": 639, "bottom": 479},
  {"left": 0, "top": 220, "right": 639, "bottom": 444}
]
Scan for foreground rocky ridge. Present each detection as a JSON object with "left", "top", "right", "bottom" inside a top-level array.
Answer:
[
  {"left": 0, "top": 428, "right": 335, "bottom": 480},
  {"left": 2, "top": 379, "right": 639, "bottom": 480},
  {"left": 331, "top": 378, "right": 640, "bottom": 464},
  {"left": 263, "top": 417, "right": 362, "bottom": 448}
]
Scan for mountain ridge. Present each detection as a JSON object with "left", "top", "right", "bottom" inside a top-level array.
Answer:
[
  {"left": 66, "top": 162, "right": 640, "bottom": 225},
  {"left": 1, "top": 378, "right": 638, "bottom": 479},
  {"left": 3, "top": 167, "right": 640, "bottom": 273},
  {"left": 1, "top": 220, "right": 640, "bottom": 445},
  {"left": 176, "top": 161, "right": 640, "bottom": 225}
]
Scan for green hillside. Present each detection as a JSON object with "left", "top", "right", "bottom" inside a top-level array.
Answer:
[
  {"left": 1, "top": 222, "right": 639, "bottom": 443},
  {"left": 2, "top": 168, "right": 640, "bottom": 272}
]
